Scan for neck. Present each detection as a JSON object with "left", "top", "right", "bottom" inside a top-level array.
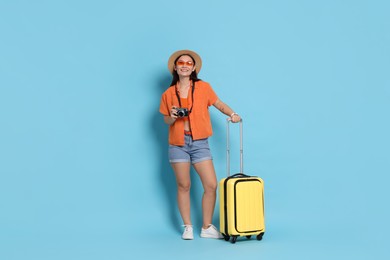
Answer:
[{"left": 178, "top": 76, "right": 191, "bottom": 87}]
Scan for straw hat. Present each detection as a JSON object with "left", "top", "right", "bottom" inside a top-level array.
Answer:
[{"left": 167, "top": 50, "right": 202, "bottom": 74}]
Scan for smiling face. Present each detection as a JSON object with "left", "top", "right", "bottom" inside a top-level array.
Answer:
[{"left": 175, "top": 55, "right": 196, "bottom": 78}]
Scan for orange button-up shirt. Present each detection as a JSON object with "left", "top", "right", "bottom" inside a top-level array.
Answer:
[{"left": 159, "top": 81, "right": 218, "bottom": 146}]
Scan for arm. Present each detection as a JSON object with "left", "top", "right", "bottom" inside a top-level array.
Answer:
[{"left": 213, "top": 99, "right": 241, "bottom": 123}]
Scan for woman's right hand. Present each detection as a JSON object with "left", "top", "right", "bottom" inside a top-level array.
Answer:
[
  {"left": 163, "top": 106, "right": 178, "bottom": 125},
  {"left": 170, "top": 106, "right": 178, "bottom": 119}
]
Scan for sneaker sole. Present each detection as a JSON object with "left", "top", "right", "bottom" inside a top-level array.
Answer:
[{"left": 200, "top": 233, "right": 223, "bottom": 239}]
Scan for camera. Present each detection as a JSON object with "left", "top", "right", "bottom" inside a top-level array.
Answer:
[{"left": 175, "top": 108, "right": 189, "bottom": 117}]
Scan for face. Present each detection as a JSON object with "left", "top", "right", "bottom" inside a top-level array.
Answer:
[{"left": 175, "top": 55, "right": 196, "bottom": 77}]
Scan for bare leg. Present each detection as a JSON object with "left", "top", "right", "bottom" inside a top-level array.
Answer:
[
  {"left": 171, "top": 162, "right": 192, "bottom": 225},
  {"left": 193, "top": 160, "right": 218, "bottom": 229}
]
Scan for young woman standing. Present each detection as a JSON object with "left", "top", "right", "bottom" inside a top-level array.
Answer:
[{"left": 159, "top": 50, "right": 241, "bottom": 240}]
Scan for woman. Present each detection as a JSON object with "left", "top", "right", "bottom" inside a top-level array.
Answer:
[{"left": 159, "top": 50, "right": 241, "bottom": 240}]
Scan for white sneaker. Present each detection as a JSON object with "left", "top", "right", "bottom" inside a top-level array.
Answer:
[
  {"left": 200, "top": 224, "right": 223, "bottom": 239},
  {"left": 182, "top": 225, "right": 194, "bottom": 240}
]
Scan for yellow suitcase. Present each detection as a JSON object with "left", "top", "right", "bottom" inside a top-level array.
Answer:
[{"left": 219, "top": 119, "right": 265, "bottom": 243}]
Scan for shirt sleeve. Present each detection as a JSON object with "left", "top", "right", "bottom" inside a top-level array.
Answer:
[
  {"left": 206, "top": 83, "right": 218, "bottom": 106},
  {"left": 159, "top": 92, "right": 170, "bottom": 116}
]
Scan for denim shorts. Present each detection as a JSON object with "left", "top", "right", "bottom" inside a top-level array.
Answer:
[{"left": 169, "top": 135, "right": 212, "bottom": 164}]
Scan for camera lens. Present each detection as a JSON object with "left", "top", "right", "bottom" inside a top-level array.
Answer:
[{"left": 176, "top": 108, "right": 188, "bottom": 117}]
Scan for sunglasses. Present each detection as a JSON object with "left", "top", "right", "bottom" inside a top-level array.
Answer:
[{"left": 176, "top": 61, "right": 194, "bottom": 66}]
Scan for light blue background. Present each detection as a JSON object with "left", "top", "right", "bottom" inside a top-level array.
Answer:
[{"left": 1, "top": 0, "right": 389, "bottom": 259}]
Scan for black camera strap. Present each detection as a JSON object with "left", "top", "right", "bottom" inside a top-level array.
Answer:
[{"left": 175, "top": 81, "right": 195, "bottom": 114}]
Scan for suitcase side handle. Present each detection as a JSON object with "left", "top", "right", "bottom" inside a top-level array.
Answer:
[{"left": 226, "top": 118, "right": 243, "bottom": 177}]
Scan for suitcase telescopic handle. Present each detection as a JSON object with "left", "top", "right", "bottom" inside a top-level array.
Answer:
[{"left": 226, "top": 118, "right": 243, "bottom": 177}]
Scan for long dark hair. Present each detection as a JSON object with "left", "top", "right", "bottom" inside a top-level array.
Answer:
[{"left": 170, "top": 54, "right": 201, "bottom": 86}]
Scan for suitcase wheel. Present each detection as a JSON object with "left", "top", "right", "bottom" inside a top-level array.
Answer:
[
  {"left": 231, "top": 236, "right": 238, "bottom": 244},
  {"left": 256, "top": 233, "right": 264, "bottom": 241},
  {"left": 222, "top": 234, "right": 230, "bottom": 241},
  {"left": 246, "top": 235, "right": 251, "bottom": 239}
]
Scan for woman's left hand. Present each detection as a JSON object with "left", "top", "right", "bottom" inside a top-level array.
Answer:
[{"left": 230, "top": 113, "right": 241, "bottom": 123}]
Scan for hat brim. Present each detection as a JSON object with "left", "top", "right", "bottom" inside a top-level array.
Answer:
[{"left": 168, "top": 50, "right": 202, "bottom": 74}]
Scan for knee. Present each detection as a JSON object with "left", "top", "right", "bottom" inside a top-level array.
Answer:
[
  {"left": 178, "top": 182, "right": 191, "bottom": 193},
  {"left": 204, "top": 182, "right": 217, "bottom": 193}
]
